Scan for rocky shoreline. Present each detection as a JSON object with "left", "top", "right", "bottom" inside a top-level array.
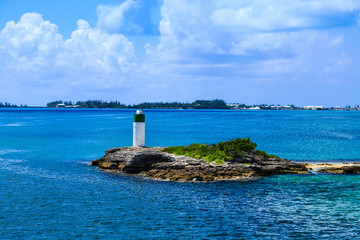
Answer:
[
  {"left": 304, "top": 162, "right": 360, "bottom": 174},
  {"left": 91, "top": 146, "right": 310, "bottom": 182},
  {"left": 92, "top": 147, "right": 360, "bottom": 182}
]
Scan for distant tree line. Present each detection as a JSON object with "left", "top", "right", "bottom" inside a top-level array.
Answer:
[
  {"left": 47, "top": 100, "right": 127, "bottom": 108},
  {"left": 133, "top": 99, "right": 229, "bottom": 109},
  {"left": 46, "top": 99, "right": 230, "bottom": 109},
  {"left": 0, "top": 102, "right": 27, "bottom": 108}
]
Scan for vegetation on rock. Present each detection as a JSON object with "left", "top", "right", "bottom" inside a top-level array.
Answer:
[{"left": 162, "top": 138, "right": 279, "bottom": 164}]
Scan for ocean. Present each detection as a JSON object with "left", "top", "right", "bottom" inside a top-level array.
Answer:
[{"left": 1, "top": 108, "right": 360, "bottom": 239}]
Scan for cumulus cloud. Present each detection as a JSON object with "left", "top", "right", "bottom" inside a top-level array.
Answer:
[
  {"left": 132, "top": 0, "right": 360, "bottom": 104},
  {"left": 96, "top": 0, "right": 162, "bottom": 35},
  {"left": 96, "top": 0, "right": 136, "bottom": 33},
  {"left": 0, "top": 12, "right": 136, "bottom": 100},
  {"left": 157, "top": 0, "right": 360, "bottom": 53},
  {"left": 61, "top": 19, "right": 135, "bottom": 77},
  {"left": 1, "top": 1, "right": 360, "bottom": 105},
  {"left": 210, "top": 0, "right": 360, "bottom": 31},
  {"left": 146, "top": 0, "right": 359, "bottom": 78},
  {"left": 0, "top": 13, "right": 63, "bottom": 72}
]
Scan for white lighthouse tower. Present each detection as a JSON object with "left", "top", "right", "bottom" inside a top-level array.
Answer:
[{"left": 133, "top": 110, "right": 145, "bottom": 146}]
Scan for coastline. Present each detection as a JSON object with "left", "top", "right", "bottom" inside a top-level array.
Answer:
[
  {"left": 301, "top": 162, "right": 360, "bottom": 174},
  {"left": 302, "top": 162, "right": 360, "bottom": 168}
]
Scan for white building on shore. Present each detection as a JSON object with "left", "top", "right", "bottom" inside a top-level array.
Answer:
[
  {"left": 56, "top": 103, "right": 66, "bottom": 108},
  {"left": 282, "top": 106, "right": 293, "bottom": 110},
  {"left": 248, "top": 106, "right": 261, "bottom": 110},
  {"left": 304, "top": 106, "right": 325, "bottom": 110}
]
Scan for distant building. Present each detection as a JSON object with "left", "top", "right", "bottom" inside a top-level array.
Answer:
[
  {"left": 248, "top": 106, "right": 261, "bottom": 110},
  {"left": 227, "top": 103, "right": 239, "bottom": 109},
  {"left": 65, "top": 105, "right": 80, "bottom": 108},
  {"left": 304, "top": 106, "right": 324, "bottom": 110},
  {"left": 282, "top": 106, "right": 293, "bottom": 110},
  {"left": 56, "top": 104, "right": 66, "bottom": 108}
]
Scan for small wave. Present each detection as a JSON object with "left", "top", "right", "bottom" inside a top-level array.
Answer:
[
  {"left": 0, "top": 123, "right": 26, "bottom": 127},
  {"left": 0, "top": 149, "right": 26, "bottom": 155},
  {"left": 115, "top": 117, "right": 130, "bottom": 119},
  {"left": 0, "top": 158, "right": 25, "bottom": 164},
  {"left": 0, "top": 164, "right": 58, "bottom": 180},
  {"left": 322, "top": 116, "right": 347, "bottom": 120},
  {"left": 331, "top": 132, "right": 355, "bottom": 139},
  {"left": 0, "top": 159, "right": 105, "bottom": 184},
  {"left": 77, "top": 161, "right": 93, "bottom": 165}
]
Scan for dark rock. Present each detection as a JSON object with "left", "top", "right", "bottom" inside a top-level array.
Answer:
[{"left": 94, "top": 146, "right": 172, "bottom": 173}]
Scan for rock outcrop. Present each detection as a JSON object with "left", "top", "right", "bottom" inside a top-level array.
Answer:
[
  {"left": 317, "top": 165, "right": 360, "bottom": 174},
  {"left": 92, "top": 146, "right": 309, "bottom": 182}
]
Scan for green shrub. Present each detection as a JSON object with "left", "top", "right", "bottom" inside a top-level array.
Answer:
[
  {"left": 162, "top": 138, "right": 277, "bottom": 164},
  {"left": 255, "top": 150, "right": 280, "bottom": 160}
]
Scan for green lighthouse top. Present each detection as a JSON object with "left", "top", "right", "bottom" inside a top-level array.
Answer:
[{"left": 134, "top": 110, "right": 145, "bottom": 122}]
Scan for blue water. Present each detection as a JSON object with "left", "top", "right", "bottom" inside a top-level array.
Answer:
[{"left": 1, "top": 109, "right": 360, "bottom": 239}]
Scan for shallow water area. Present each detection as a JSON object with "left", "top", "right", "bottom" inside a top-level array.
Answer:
[{"left": 1, "top": 108, "right": 360, "bottom": 239}]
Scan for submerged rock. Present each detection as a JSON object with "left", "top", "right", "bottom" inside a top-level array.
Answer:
[{"left": 92, "top": 146, "right": 309, "bottom": 182}]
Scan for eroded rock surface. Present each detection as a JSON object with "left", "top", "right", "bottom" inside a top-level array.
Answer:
[
  {"left": 317, "top": 165, "right": 360, "bottom": 174},
  {"left": 92, "top": 146, "right": 309, "bottom": 182}
]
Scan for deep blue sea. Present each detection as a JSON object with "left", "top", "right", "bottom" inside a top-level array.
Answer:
[{"left": 1, "top": 108, "right": 360, "bottom": 239}]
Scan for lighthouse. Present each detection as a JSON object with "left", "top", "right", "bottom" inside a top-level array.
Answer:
[{"left": 133, "top": 110, "right": 145, "bottom": 146}]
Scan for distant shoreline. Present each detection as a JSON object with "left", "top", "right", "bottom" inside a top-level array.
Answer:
[
  {"left": 1, "top": 99, "right": 359, "bottom": 111},
  {"left": 0, "top": 107, "right": 359, "bottom": 111}
]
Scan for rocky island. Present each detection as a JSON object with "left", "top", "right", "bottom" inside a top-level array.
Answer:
[{"left": 91, "top": 138, "right": 310, "bottom": 181}]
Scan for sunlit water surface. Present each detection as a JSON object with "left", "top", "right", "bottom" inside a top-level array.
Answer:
[{"left": 1, "top": 109, "right": 360, "bottom": 239}]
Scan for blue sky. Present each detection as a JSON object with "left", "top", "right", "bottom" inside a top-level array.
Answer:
[{"left": 0, "top": 0, "right": 359, "bottom": 106}]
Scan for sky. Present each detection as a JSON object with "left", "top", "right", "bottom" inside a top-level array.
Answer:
[{"left": 0, "top": 0, "right": 360, "bottom": 106}]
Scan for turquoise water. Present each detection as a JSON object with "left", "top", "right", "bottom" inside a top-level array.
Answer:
[{"left": 1, "top": 109, "right": 360, "bottom": 239}]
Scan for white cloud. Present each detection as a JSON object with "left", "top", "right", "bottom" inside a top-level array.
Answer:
[
  {"left": 0, "top": 13, "right": 136, "bottom": 93},
  {"left": 210, "top": 0, "right": 360, "bottom": 31},
  {"left": 96, "top": 0, "right": 135, "bottom": 33},
  {"left": 146, "top": 0, "right": 358, "bottom": 77},
  {"left": 210, "top": 6, "right": 312, "bottom": 31},
  {"left": 60, "top": 19, "right": 136, "bottom": 77},
  {"left": 1, "top": 1, "right": 360, "bottom": 105},
  {"left": 0, "top": 13, "right": 63, "bottom": 74},
  {"left": 130, "top": 0, "right": 360, "bottom": 106}
]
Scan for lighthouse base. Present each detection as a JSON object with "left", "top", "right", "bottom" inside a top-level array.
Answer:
[{"left": 133, "top": 122, "right": 145, "bottom": 146}]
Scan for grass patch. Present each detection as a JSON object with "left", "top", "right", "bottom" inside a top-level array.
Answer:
[{"left": 162, "top": 138, "right": 279, "bottom": 164}]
